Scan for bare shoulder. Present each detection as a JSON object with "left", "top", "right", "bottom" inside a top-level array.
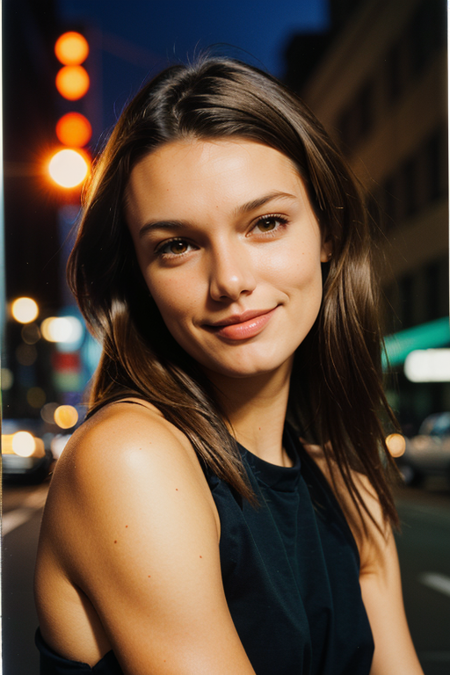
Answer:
[
  {"left": 41, "top": 399, "right": 220, "bottom": 570},
  {"left": 57, "top": 399, "right": 200, "bottom": 481},
  {"left": 51, "top": 399, "right": 207, "bottom": 500},
  {"left": 35, "top": 400, "right": 257, "bottom": 673}
]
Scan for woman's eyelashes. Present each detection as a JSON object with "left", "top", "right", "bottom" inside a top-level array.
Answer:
[
  {"left": 251, "top": 214, "right": 289, "bottom": 235},
  {"left": 154, "top": 238, "right": 196, "bottom": 259},
  {"left": 153, "top": 214, "right": 290, "bottom": 259}
]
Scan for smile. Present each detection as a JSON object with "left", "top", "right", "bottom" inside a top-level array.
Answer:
[{"left": 204, "top": 307, "right": 278, "bottom": 340}]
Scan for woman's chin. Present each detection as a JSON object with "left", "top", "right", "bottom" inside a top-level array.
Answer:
[{"left": 200, "top": 354, "right": 294, "bottom": 382}]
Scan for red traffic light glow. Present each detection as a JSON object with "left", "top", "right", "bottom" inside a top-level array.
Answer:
[
  {"left": 56, "top": 65, "right": 90, "bottom": 100},
  {"left": 56, "top": 112, "right": 92, "bottom": 147},
  {"left": 55, "top": 32, "right": 89, "bottom": 66}
]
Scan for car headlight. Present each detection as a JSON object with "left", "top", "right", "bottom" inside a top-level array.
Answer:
[{"left": 2, "top": 432, "right": 45, "bottom": 458}]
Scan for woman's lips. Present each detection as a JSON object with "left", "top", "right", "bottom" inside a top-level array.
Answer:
[{"left": 206, "top": 307, "right": 277, "bottom": 340}]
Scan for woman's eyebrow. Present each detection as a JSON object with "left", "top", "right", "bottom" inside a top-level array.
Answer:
[
  {"left": 235, "top": 191, "right": 297, "bottom": 215},
  {"left": 139, "top": 219, "right": 187, "bottom": 238},
  {"left": 138, "top": 191, "right": 297, "bottom": 238}
]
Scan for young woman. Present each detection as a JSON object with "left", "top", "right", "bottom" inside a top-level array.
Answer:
[{"left": 34, "top": 57, "right": 423, "bottom": 675}]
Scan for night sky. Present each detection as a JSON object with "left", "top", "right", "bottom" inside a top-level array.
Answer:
[{"left": 57, "top": 0, "right": 329, "bottom": 143}]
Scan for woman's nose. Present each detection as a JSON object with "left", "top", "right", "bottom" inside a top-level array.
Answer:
[{"left": 209, "top": 245, "right": 256, "bottom": 302}]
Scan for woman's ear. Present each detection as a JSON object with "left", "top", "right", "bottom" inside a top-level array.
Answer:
[{"left": 320, "top": 234, "right": 333, "bottom": 263}]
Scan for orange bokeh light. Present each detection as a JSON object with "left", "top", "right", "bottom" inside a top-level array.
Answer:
[
  {"left": 56, "top": 112, "right": 92, "bottom": 147},
  {"left": 56, "top": 65, "right": 90, "bottom": 100},
  {"left": 55, "top": 32, "right": 89, "bottom": 66}
]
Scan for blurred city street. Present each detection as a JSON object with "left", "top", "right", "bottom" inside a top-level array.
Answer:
[
  {"left": 3, "top": 478, "right": 450, "bottom": 675},
  {"left": 394, "top": 483, "right": 450, "bottom": 675},
  {"left": 2, "top": 0, "right": 449, "bottom": 674}
]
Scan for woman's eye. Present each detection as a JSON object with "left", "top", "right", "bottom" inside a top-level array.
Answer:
[
  {"left": 254, "top": 215, "right": 287, "bottom": 233},
  {"left": 155, "top": 239, "right": 192, "bottom": 257},
  {"left": 168, "top": 240, "right": 188, "bottom": 254}
]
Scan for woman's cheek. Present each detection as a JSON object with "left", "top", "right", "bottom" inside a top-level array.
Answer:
[{"left": 147, "top": 273, "right": 198, "bottom": 322}]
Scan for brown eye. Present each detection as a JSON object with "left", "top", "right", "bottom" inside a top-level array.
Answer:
[
  {"left": 257, "top": 217, "right": 277, "bottom": 232},
  {"left": 155, "top": 238, "right": 194, "bottom": 258},
  {"left": 169, "top": 240, "right": 188, "bottom": 254}
]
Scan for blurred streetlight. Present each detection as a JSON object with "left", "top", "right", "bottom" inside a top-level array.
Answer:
[
  {"left": 385, "top": 433, "right": 406, "bottom": 458},
  {"left": 27, "top": 386, "right": 46, "bottom": 408},
  {"left": 41, "top": 315, "right": 84, "bottom": 343},
  {"left": 40, "top": 402, "right": 59, "bottom": 424},
  {"left": 56, "top": 112, "right": 92, "bottom": 147},
  {"left": 55, "top": 31, "right": 90, "bottom": 101},
  {"left": 55, "top": 65, "right": 90, "bottom": 100},
  {"left": 55, "top": 31, "right": 89, "bottom": 65},
  {"left": 54, "top": 404, "right": 79, "bottom": 429},
  {"left": 21, "top": 323, "right": 40, "bottom": 344},
  {"left": 12, "top": 431, "right": 37, "bottom": 457},
  {"left": 11, "top": 297, "right": 39, "bottom": 323},
  {"left": 51, "top": 29, "right": 92, "bottom": 191},
  {"left": 48, "top": 149, "right": 89, "bottom": 189}
]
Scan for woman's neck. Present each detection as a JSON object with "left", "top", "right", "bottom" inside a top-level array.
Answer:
[{"left": 205, "top": 361, "right": 292, "bottom": 467}]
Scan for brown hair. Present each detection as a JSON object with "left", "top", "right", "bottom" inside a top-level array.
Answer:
[{"left": 68, "top": 57, "right": 400, "bottom": 531}]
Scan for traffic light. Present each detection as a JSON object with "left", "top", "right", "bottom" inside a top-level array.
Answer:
[{"left": 49, "top": 31, "right": 92, "bottom": 190}]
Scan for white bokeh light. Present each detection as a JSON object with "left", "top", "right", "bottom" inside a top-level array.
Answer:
[{"left": 41, "top": 316, "right": 83, "bottom": 343}]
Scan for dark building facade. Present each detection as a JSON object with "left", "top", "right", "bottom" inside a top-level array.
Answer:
[
  {"left": 3, "top": 0, "right": 66, "bottom": 417},
  {"left": 284, "top": 0, "right": 448, "bottom": 431},
  {"left": 3, "top": 0, "right": 61, "bottom": 308}
]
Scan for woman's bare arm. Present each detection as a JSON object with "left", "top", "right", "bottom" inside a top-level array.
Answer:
[
  {"left": 36, "top": 403, "right": 256, "bottom": 675},
  {"left": 302, "top": 441, "right": 423, "bottom": 675},
  {"left": 355, "top": 476, "right": 424, "bottom": 675}
]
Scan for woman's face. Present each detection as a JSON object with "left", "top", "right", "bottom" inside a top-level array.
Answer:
[{"left": 126, "top": 138, "right": 330, "bottom": 380}]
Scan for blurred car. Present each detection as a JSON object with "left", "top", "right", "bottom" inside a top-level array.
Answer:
[
  {"left": 396, "top": 412, "right": 450, "bottom": 487},
  {"left": 2, "top": 419, "right": 54, "bottom": 484}
]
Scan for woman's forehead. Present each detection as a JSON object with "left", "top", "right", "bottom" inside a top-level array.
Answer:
[{"left": 125, "top": 138, "right": 307, "bottom": 221}]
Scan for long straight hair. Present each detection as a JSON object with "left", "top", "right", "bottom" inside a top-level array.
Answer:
[{"left": 68, "top": 57, "right": 400, "bottom": 531}]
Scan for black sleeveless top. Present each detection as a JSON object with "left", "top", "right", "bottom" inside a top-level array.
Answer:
[{"left": 36, "top": 426, "right": 374, "bottom": 674}]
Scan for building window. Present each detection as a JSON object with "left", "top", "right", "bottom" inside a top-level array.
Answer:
[
  {"left": 383, "top": 281, "right": 400, "bottom": 334},
  {"left": 410, "top": 0, "right": 446, "bottom": 77},
  {"left": 425, "top": 257, "right": 450, "bottom": 322},
  {"left": 384, "top": 0, "right": 446, "bottom": 112},
  {"left": 398, "top": 274, "right": 414, "bottom": 329},
  {"left": 338, "top": 107, "right": 354, "bottom": 151},
  {"left": 402, "top": 157, "right": 418, "bottom": 219},
  {"left": 381, "top": 123, "right": 448, "bottom": 231},
  {"left": 425, "top": 262, "right": 440, "bottom": 322},
  {"left": 382, "top": 175, "right": 399, "bottom": 230},
  {"left": 426, "top": 130, "right": 442, "bottom": 202},
  {"left": 385, "top": 40, "right": 403, "bottom": 105},
  {"left": 337, "top": 77, "right": 376, "bottom": 150},
  {"left": 358, "top": 79, "right": 375, "bottom": 139}
]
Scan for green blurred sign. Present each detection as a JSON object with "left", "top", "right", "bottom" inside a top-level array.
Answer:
[{"left": 383, "top": 316, "right": 450, "bottom": 369}]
